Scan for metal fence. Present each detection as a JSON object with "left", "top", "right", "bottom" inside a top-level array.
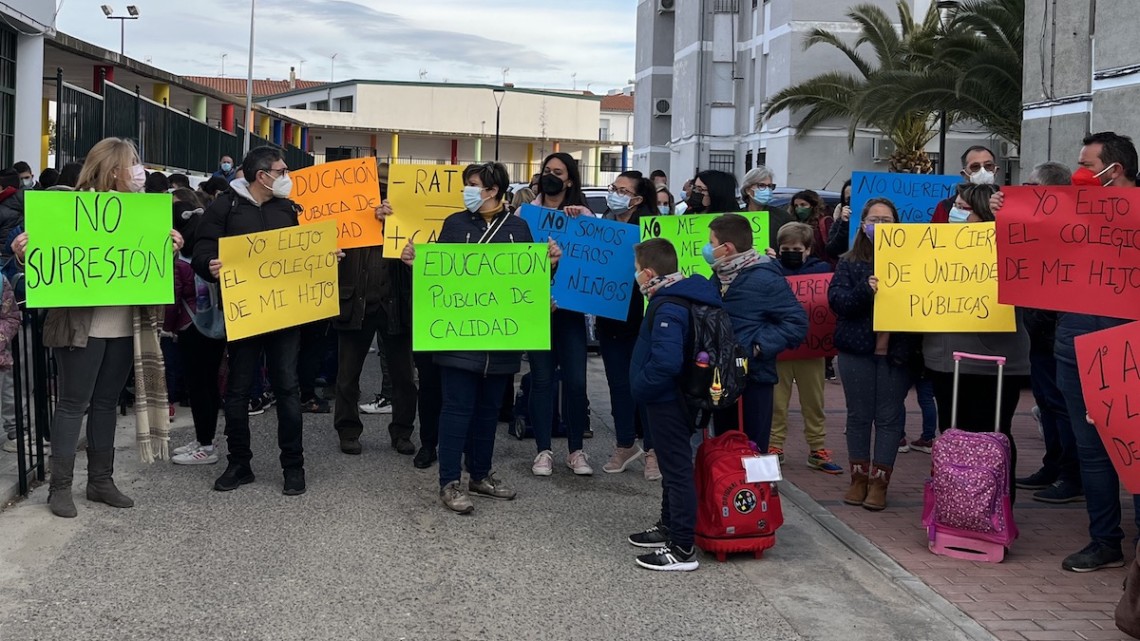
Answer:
[
  {"left": 11, "top": 311, "right": 55, "bottom": 497},
  {"left": 51, "top": 69, "right": 314, "bottom": 175}
]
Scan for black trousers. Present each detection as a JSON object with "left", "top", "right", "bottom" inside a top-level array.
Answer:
[
  {"left": 224, "top": 328, "right": 303, "bottom": 470},
  {"left": 414, "top": 352, "right": 441, "bottom": 450},
  {"left": 177, "top": 325, "right": 227, "bottom": 445},
  {"left": 298, "top": 320, "right": 334, "bottom": 400},
  {"left": 335, "top": 308, "right": 417, "bottom": 440}
]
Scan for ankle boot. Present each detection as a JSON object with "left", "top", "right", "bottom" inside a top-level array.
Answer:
[
  {"left": 863, "top": 464, "right": 892, "bottom": 511},
  {"left": 843, "top": 460, "right": 869, "bottom": 506},
  {"left": 48, "top": 455, "right": 77, "bottom": 518},
  {"left": 85, "top": 449, "right": 134, "bottom": 508}
]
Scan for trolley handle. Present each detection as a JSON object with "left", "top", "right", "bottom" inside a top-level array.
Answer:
[{"left": 950, "top": 352, "right": 1006, "bottom": 433}]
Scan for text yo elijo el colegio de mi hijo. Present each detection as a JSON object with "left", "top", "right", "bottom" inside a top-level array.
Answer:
[{"left": 221, "top": 227, "right": 337, "bottom": 321}]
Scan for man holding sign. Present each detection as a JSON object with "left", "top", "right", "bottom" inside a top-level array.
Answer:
[{"left": 193, "top": 147, "right": 318, "bottom": 497}]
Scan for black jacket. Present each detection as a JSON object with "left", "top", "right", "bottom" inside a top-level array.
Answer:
[
  {"left": 0, "top": 188, "right": 24, "bottom": 256},
  {"left": 191, "top": 179, "right": 301, "bottom": 282},
  {"left": 431, "top": 207, "right": 535, "bottom": 376},
  {"left": 827, "top": 257, "right": 920, "bottom": 368}
]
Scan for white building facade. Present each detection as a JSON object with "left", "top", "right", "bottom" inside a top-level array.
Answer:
[{"left": 2, "top": 1, "right": 54, "bottom": 172}]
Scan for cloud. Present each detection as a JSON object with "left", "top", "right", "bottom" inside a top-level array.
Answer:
[{"left": 56, "top": 0, "right": 635, "bottom": 90}]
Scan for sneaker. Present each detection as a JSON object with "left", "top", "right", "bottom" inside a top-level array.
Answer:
[
  {"left": 440, "top": 480, "right": 474, "bottom": 514},
  {"left": 248, "top": 398, "right": 267, "bottom": 416},
  {"left": 171, "top": 440, "right": 202, "bottom": 456},
  {"left": 282, "top": 468, "right": 306, "bottom": 496},
  {"left": 1016, "top": 468, "right": 1058, "bottom": 490},
  {"left": 909, "top": 437, "right": 934, "bottom": 454},
  {"left": 567, "top": 450, "right": 594, "bottom": 476},
  {"left": 603, "top": 446, "right": 644, "bottom": 473},
  {"left": 1, "top": 437, "right": 17, "bottom": 453},
  {"left": 897, "top": 437, "right": 910, "bottom": 453},
  {"left": 262, "top": 391, "right": 276, "bottom": 408},
  {"left": 1033, "top": 480, "right": 1085, "bottom": 504},
  {"left": 172, "top": 445, "right": 218, "bottom": 466},
  {"left": 213, "top": 462, "right": 255, "bottom": 492},
  {"left": 807, "top": 449, "right": 843, "bottom": 475},
  {"left": 768, "top": 446, "right": 785, "bottom": 464},
  {"left": 468, "top": 471, "right": 516, "bottom": 500},
  {"left": 1062, "top": 542, "right": 1124, "bottom": 573},
  {"left": 1032, "top": 405, "right": 1043, "bottom": 439},
  {"left": 628, "top": 523, "right": 671, "bottom": 548},
  {"left": 643, "top": 449, "right": 662, "bottom": 481},
  {"left": 359, "top": 395, "right": 393, "bottom": 414},
  {"left": 636, "top": 544, "right": 699, "bottom": 572},
  {"left": 301, "top": 397, "right": 330, "bottom": 413},
  {"left": 532, "top": 450, "right": 554, "bottom": 476}
]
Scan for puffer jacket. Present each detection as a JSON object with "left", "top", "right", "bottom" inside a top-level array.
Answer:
[
  {"left": 721, "top": 260, "right": 808, "bottom": 384},
  {"left": 827, "top": 256, "right": 921, "bottom": 368},
  {"left": 191, "top": 179, "right": 300, "bottom": 282}
]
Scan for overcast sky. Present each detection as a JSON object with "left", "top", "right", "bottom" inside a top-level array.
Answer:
[{"left": 56, "top": 0, "right": 637, "bottom": 92}]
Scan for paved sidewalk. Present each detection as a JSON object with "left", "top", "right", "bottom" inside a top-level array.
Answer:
[{"left": 777, "top": 375, "right": 1133, "bottom": 641}]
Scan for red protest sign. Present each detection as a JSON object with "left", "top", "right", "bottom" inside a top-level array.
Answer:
[
  {"left": 996, "top": 185, "right": 1140, "bottom": 320},
  {"left": 1075, "top": 321, "right": 1140, "bottom": 494},
  {"left": 779, "top": 273, "right": 837, "bottom": 361}
]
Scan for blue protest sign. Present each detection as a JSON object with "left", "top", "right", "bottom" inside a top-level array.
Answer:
[
  {"left": 848, "top": 172, "right": 962, "bottom": 247},
  {"left": 518, "top": 204, "right": 637, "bottom": 321}
]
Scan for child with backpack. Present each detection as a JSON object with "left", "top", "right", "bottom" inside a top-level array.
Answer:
[
  {"left": 769, "top": 222, "right": 841, "bottom": 474},
  {"left": 827, "top": 198, "right": 922, "bottom": 511},
  {"left": 627, "top": 238, "right": 724, "bottom": 571},
  {"left": 704, "top": 214, "right": 807, "bottom": 450}
]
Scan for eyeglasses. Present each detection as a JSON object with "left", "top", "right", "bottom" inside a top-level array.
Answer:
[
  {"left": 690, "top": 187, "right": 708, "bottom": 196},
  {"left": 608, "top": 184, "right": 636, "bottom": 197},
  {"left": 966, "top": 162, "right": 998, "bottom": 173},
  {"left": 263, "top": 167, "right": 290, "bottom": 178},
  {"left": 751, "top": 182, "right": 776, "bottom": 190},
  {"left": 864, "top": 217, "right": 894, "bottom": 224}
]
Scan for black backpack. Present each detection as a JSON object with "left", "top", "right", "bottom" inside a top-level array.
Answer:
[{"left": 648, "top": 296, "right": 749, "bottom": 413}]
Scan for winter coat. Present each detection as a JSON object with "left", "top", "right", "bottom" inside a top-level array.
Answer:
[
  {"left": 630, "top": 274, "right": 723, "bottom": 404},
  {"left": 923, "top": 310, "right": 1031, "bottom": 376},
  {"left": 827, "top": 257, "right": 920, "bottom": 368},
  {"left": 431, "top": 207, "right": 536, "bottom": 376},
  {"left": 191, "top": 179, "right": 301, "bottom": 282},
  {"left": 0, "top": 188, "right": 24, "bottom": 256},
  {"left": 163, "top": 257, "right": 195, "bottom": 333},
  {"left": 0, "top": 279, "right": 20, "bottom": 369},
  {"left": 774, "top": 255, "right": 833, "bottom": 277},
  {"left": 721, "top": 261, "right": 808, "bottom": 384}
]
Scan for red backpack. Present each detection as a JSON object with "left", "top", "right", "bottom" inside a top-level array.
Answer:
[{"left": 694, "top": 418, "right": 784, "bottom": 561}]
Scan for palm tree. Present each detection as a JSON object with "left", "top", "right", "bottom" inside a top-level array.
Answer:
[{"left": 759, "top": 1, "right": 942, "bottom": 173}]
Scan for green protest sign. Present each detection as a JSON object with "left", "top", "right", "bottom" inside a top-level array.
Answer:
[
  {"left": 413, "top": 243, "right": 551, "bottom": 351},
  {"left": 639, "top": 212, "right": 770, "bottom": 276},
  {"left": 24, "top": 191, "right": 175, "bottom": 308}
]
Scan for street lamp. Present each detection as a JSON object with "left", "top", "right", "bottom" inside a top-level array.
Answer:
[
  {"left": 493, "top": 88, "right": 506, "bottom": 161},
  {"left": 101, "top": 5, "right": 139, "bottom": 57},
  {"left": 935, "top": 0, "right": 959, "bottom": 174}
]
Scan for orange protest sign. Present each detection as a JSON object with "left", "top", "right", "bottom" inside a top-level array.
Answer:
[{"left": 291, "top": 158, "right": 383, "bottom": 250}]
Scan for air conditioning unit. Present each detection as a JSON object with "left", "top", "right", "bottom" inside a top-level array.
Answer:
[
  {"left": 653, "top": 99, "right": 672, "bottom": 117},
  {"left": 1000, "top": 141, "right": 1020, "bottom": 159},
  {"left": 872, "top": 137, "right": 896, "bottom": 161},
  {"left": 658, "top": 0, "right": 676, "bottom": 13}
]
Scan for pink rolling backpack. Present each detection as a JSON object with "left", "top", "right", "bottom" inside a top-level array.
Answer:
[{"left": 921, "top": 352, "right": 1019, "bottom": 563}]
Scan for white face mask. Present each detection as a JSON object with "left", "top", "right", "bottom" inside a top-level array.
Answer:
[
  {"left": 262, "top": 170, "right": 292, "bottom": 199},
  {"left": 948, "top": 206, "right": 971, "bottom": 223},
  {"left": 129, "top": 164, "right": 147, "bottom": 193},
  {"left": 20, "top": 177, "right": 35, "bottom": 189},
  {"left": 967, "top": 168, "right": 995, "bottom": 185}
]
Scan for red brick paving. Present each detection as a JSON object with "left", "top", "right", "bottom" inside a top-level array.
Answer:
[{"left": 781, "top": 379, "right": 1135, "bottom": 641}]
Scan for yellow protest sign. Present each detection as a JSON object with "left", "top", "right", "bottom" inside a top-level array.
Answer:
[
  {"left": 291, "top": 158, "right": 383, "bottom": 250},
  {"left": 384, "top": 163, "right": 465, "bottom": 254},
  {"left": 873, "top": 222, "right": 1015, "bottom": 332},
  {"left": 218, "top": 221, "right": 340, "bottom": 341}
]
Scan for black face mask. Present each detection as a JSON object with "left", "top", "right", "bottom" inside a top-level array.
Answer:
[
  {"left": 686, "top": 192, "right": 705, "bottom": 213},
  {"left": 540, "top": 173, "right": 566, "bottom": 196},
  {"left": 780, "top": 250, "right": 804, "bottom": 270}
]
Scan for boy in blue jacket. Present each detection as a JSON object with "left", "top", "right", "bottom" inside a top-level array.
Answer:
[
  {"left": 769, "top": 222, "right": 842, "bottom": 474},
  {"left": 704, "top": 214, "right": 808, "bottom": 451},
  {"left": 627, "top": 238, "right": 723, "bottom": 572}
]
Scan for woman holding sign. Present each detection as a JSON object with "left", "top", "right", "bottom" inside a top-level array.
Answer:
[
  {"left": 12, "top": 137, "right": 183, "bottom": 518},
  {"left": 828, "top": 198, "right": 920, "bottom": 511},
  {"left": 528, "top": 153, "right": 594, "bottom": 478},
  {"left": 402, "top": 162, "right": 561, "bottom": 514}
]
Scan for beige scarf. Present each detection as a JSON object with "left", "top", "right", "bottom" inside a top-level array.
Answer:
[{"left": 132, "top": 306, "right": 170, "bottom": 463}]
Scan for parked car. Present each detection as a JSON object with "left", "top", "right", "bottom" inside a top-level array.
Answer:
[{"left": 767, "top": 188, "right": 843, "bottom": 211}]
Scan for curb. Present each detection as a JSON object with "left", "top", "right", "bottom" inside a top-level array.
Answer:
[{"left": 779, "top": 480, "right": 999, "bottom": 641}]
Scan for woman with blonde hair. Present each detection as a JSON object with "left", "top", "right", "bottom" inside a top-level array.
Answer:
[
  {"left": 510, "top": 187, "right": 535, "bottom": 211},
  {"left": 12, "top": 137, "right": 183, "bottom": 518}
]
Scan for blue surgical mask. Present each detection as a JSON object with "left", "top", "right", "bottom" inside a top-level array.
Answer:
[
  {"left": 606, "top": 191, "right": 632, "bottom": 213},
  {"left": 702, "top": 242, "right": 723, "bottom": 265},
  {"left": 751, "top": 187, "right": 773, "bottom": 205},
  {"left": 463, "top": 185, "right": 485, "bottom": 213},
  {"left": 658, "top": 205, "right": 671, "bottom": 215},
  {"left": 862, "top": 223, "right": 876, "bottom": 241},
  {"left": 678, "top": 190, "right": 687, "bottom": 202},
  {"left": 221, "top": 162, "right": 233, "bottom": 172},
  {"left": 949, "top": 207, "right": 971, "bottom": 223}
]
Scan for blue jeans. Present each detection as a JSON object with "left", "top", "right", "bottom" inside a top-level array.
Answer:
[
  {"left": 1056, "top": 358, "right": 1140, "bottom": 550},
  {"left": 1029, "top": 349, "right": 1080, "bottom": 485},
  {"left": 646, "top": 395, "right": 696, "bottom": 549},
  {"left": 528, "top": 309, "right": 588, "bottom": 454},
  {"left": 712, "top": 382, "right": 776, "bottom": 451},
  {"left": 838, "top": 353, "right": 910, "bottom": 467},
  {"left": 437, "top": 366, "right": 511, "bottom": 488},
  {"left": 598, "top": 332, "right": 651, "bottom": 450},
  {"left": 902, "top": 377, "right": 937, "bottom": 441}
]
